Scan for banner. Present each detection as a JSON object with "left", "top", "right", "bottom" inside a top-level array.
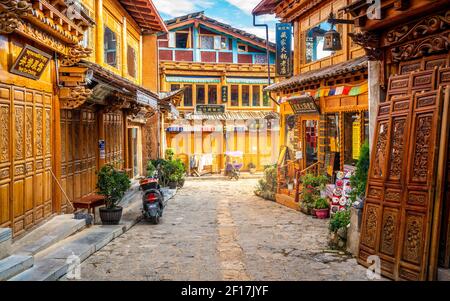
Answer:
[{"left": 275, "top": 23, "right": 292, "bottom": 77}]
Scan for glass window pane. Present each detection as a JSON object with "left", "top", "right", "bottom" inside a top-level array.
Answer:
[
  {"left": 201, "top": 36, "right": 214, "bottom": 49},
  {"left": 176, "top": 32, "right": 188, "bottom": 48},
  {"left": 262, "top": 85, "right": 269, "bottom": 106},
  {"left": 104, "top": 26, "right": 117, "bottom": 68},
  {"left": 127, "top": 45, "right": 137, "bottom": 78},
  {"left": 208, "top": 85, "right": 217, "bottom": 104},
  {"left": 252, "top": 86, "right": 260, "bottom": 106},
  {"left": 305, "top": 21, "right": 334, "bottom": 64},
  {"left": 183, "top": 84, "right": 192, "bottom": 106},
  {"left": 196, "top": 85, "right": 205, "bottom": 105},
  {"left": 231, "top": 85, "right": 239, "bottom": 106},
  {"left": 242, "top": 85, "right": 250, "bottom": 106}
]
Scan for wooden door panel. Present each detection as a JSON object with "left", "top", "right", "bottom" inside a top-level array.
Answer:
[
  {"left": 359, "top": 68, "right": 445, "bottom": 280},
  {"left": 0, "top": 184, "right": 9, "bottom": 225},
  {"left": 24, "top": 176, "right": 33, "bottom": 211}
]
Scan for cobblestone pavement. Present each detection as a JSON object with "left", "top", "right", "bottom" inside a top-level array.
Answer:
[{"left": 75, "top": 179, "right": 375, "bottom": 281}]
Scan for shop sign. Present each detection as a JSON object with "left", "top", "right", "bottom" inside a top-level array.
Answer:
[
  {"left": 196, "top": 104, "right": 226, "bottom": 114},
  {"left": 10, "top": 45, "right": 52, "bottom": 80},
  {"left": 275, "top": 23, "right": 292, "bottom": 77},
  {"left": 288, "top": 95, "right": 319, "bottom": 115},
  {"left": 221, "top": 86, "right": 228, "bottom": 102}
]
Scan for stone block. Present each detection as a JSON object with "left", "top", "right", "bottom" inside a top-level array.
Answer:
[
  {"left": 346, "top": 207, "right": 362, "bottom": 256},
  {"left": 0, "top": 255, "right": 33, "bottom": 281},
  {"left": 0, "top": 228, "right": 12, "bottom": 260}
]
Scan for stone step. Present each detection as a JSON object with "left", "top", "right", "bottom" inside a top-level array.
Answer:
[
  {"left": 0, "top": 255, "right": 33, "bottom": 281},
  {"left": 10, "top": 192, "right": 144, "bottom": 281},
  {"left": 0, "top": 228, "right": 12, "bottom": 260},
  {"left": 12, "top": 215, "right": 86, "bottom": 257}
]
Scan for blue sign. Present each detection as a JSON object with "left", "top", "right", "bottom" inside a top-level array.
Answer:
[{"left": 276, "top": 23, "right": 293, "bottom": 77}]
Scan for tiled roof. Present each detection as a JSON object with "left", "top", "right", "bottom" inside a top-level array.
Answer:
[
  {"left": 80, "top": 61, "right": 159, "bottom": 99},
  {"left": 164, "top": 11, "right": 276, "bottom": 51},
  {"left": 265, "top": 56, "right": 369, "bottom": 92},
  {"left": 252, "top": 0, "right": 282, "bottom": 16},
  {"left": 185, "top": 111, "right": 279, "bottom": 120}
]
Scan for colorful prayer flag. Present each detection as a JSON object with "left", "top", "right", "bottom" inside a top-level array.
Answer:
[
  {"left": 342, "top": 86, "right": 351, "bottom": 95},
  {"left": 349, "top": 86, "right": 361, "bottom": 96},
  {"left": 328, "top": 87, "right": 336, "bottom": 96},
  {"left": 335, "top": 86, "right": 344, "bottom": 95}
]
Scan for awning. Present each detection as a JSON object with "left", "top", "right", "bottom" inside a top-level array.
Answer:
[
  {"left": 184, "top": 111, "right": 279, "bottom": 121},
  {"left": 226, "top": 77, "right": 273, "bottom": 85},
  {"left": 137, "top": 90, "right": 158, "bottom": 110},
  {"left": 287, "top": 95, "right": 320, "bottom": 115},
  {"left": 265, "top": 56, "right": 368, "bottom": 93},
  {"left": 166, "top": 76, "right": 221, "bottom": 84}
]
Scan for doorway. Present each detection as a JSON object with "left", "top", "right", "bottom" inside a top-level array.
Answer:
[
  {"left": 300, "top": 117, "right": 319, "bottom": 170},
  {"left": 128, "top": 127, "right": 141, "bottom": 178}
]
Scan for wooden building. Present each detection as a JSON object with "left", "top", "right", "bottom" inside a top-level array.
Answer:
[
  {"left": 253, "top": 0, "right": 369, "bottom": 207},
  {"left": 0, "top": 0, "right": 167, "bottom": 237},
  {"left": 343, "top": 0, "right": 450, "bottom": 281},
  {"left": 158, "top": 12, "right": 279, "bottom": 173}
]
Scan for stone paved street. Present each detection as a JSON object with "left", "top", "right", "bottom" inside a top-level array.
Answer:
[{"left": 74, "top": 179, "right": 373, "bottom": 281}]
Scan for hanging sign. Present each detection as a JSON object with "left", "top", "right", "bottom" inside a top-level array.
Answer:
[
  {"left": 276, "top": 23, "right": 292, "bottom": 77},
  {"left": 10, "top": 45, "right": 52, "bottom": 80},
  {"left": 98, "top": 140, "right": 105, "bottom": 159},
  {"left": 287, "top": 95, "right": 319, "bottom": 115},
  {"left": 196, "top": 104, "right": 226, "bottom": 114}
]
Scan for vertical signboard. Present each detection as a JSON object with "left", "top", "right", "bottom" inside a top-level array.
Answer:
[
  {"left": 221, "top": 86, "right": 228, "bottom": 103},
  {"left": 276, "top": 23, "right": 293, "bottom": 77}
]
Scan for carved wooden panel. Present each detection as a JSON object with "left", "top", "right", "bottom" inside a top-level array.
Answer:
[
  {"left": 359, "top": 69, "right": 446, "bottom": 280},
  {"left": 0, "top": 84, "right": 53, "bottom": 236},
  {"left": 60, "top": 109, "right": 97, "bottom": 213},
  {"left": 104, "top": 112, "right": 124, "bottom": 169}
]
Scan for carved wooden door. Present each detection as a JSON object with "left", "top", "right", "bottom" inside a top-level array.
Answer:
[
  {"left": 60, "top": 109, "right": 97, "bottom": 211},
  {"left": 0, "top": 84, "right": 53, "bottom": 236},
  {"left": 358, "top": 69, "right": 447, "bottom": 280},
  {"left": 104, "top": 112, "right": 124, "bottom": 169}
]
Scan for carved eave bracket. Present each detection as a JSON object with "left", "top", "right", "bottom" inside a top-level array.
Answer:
[
  {"left": 126, "top": 102, "right": 144, "bottom": 118},
  {"left": 61, "top": 45, "right": 93, "bottom": 67},
  {"left": 349, "top": 31, "right": 383, "bottom": 61},
  {"left": 104, "top": 92, "right": 130, "bottom": 113},
  {"left": 0, "top": 0, "right": 32, "bottom": 34},
  {"left": 59, "top": 65, "right": 92, "bottom": 109},
  {"left": 59, "top": 86, "right": 92, "bottom": 109}
]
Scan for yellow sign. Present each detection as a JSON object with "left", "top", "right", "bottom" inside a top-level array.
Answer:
[
  {"left": 352, "top": 120, "right": 361, "bottom": 160},
  {"left": 10, "top": 45, "right": 52, "bottom": 80}
]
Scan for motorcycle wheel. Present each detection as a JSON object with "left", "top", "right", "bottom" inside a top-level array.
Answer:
[{"left": 149, "top": 214, "right": 160, "bottom": 224}]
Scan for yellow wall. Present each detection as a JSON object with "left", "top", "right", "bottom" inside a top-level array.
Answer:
[{"left": 82, "top": 0, "right": 148, "bottom": 85}]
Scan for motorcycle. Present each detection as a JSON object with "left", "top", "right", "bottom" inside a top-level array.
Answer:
[{"left": 140, "top": 177, "right": 165, "bottom": 224}]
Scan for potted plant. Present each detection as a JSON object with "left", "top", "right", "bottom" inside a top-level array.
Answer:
[
  {"left": 168, "top": 173, "right": 178, "bottom": 189},
  {"left": 165, "top": 148, "right": 175, "bottom": 161},
  {"left": 97, "top": 164, "right": 131, "bottom": 225},
  {"left": 301, "top": 173, "right": 328, "bottom": 215},
  {"left": 247, "top": 162, "right": 256, "bottom": 174},
  {"left": 314, "top": 197, "right": 330, "bottom": 219},
  {"left": 173, "top": 159, "right": 186, "bottom": 188}
]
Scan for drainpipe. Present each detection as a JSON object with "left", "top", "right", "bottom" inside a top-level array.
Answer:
[{"left": 252, "top": 14, "right": 280, "bottom": 106}]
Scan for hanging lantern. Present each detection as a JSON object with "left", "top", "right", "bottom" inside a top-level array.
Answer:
[{"left": 323, "top": 27, "right": 342, "bottom": 51}]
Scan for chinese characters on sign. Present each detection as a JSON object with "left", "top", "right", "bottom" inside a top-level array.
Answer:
[
  {"left": 221, "top": 86, "right": 228, "bottom": 103},
  {"left": 196, "top": 104, "right": 226, "bottom": 114},
  {"left": 276, "top": 23, "right": 292, "bottom": 77},
  {"left": 10, "top": 45, "right": 52, "bottom": 80},
  {"left": 288, "top": 95, "right": 319, "bottom": 115}
]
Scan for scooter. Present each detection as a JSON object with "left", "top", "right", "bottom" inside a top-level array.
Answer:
[{"left": 140, "top": 177, "right": 165, "bottom": 224}]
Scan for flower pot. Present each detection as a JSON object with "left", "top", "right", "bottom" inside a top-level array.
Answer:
[
  {"left": 169, "top": 181, "right": 177, "bottom": 189},
  {"left": 99, "top": 206, "right": 123, "bottom": 225},
  {"left": 177, "top": 178, "right": 185, "bottom": 188},
  {"left": 315, "top": 208, "right": 329, "bottom": 219},
  {"left": 249, "top": 168, "right": 256, "bottom": 174}
]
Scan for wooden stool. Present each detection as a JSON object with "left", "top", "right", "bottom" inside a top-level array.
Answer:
[{"left": 72, "top": 194, "right": 106, "bottom": 222}]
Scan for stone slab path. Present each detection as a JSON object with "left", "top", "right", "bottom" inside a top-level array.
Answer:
[{"left": 72, "top": 179, "right": 376, "bottom": 281}]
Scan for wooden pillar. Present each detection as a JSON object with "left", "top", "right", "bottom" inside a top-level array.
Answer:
[
  {"left": 122, "top": 16, "right": 127, "bottom": 78},
  {"left": 95, "top": 0, "right": 104, "bottom": 64},
  {"left": 52, "top": 85, "right": 62, "bottom": 213},
  {"left": 123, "top": 111, "right": 129, "bottom": 171}
]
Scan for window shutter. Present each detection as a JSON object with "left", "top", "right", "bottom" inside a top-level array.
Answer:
[
  {"left": 214, "top": 36, "right": 221, "bottom": 50},
  {"left": 169, "top": 32, "right": 176, "bottom": 48}
]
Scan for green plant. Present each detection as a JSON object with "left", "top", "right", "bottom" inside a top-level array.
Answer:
[
  {"left": 165, "top": 148, "right": 175, "bottom": 161},
  {"left": 349, "top": 141, "right": 370, "bottom": 203},
  {"left": 302, "top": 173, "right": 328, "bottom": 206},
  {"left": 172, "top": 159, "right": 186, "bottom": 181},
  {"left": 329, "top": 210, "right": 351, "bottom": 232},
  {"left": 314, "top": 197, "right": 330, "bottom": 210},
  {"left": 97, "top": 164, "right": 131, "bottom": 209},
  {"left": 254, "top": 165, "right": 278, "bottom": 201},
  {"left": 146, "top": 160, "right": 156, "bottom": 177}
]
